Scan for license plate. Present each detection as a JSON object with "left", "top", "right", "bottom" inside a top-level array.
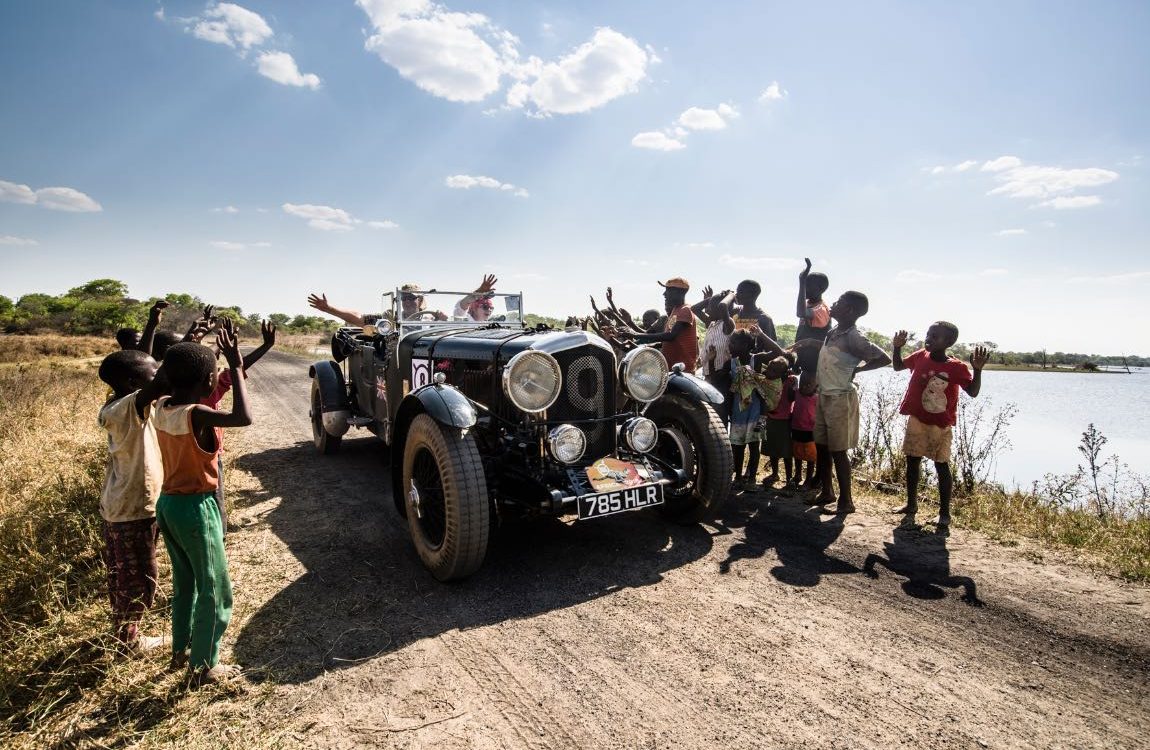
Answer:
[{"left": 577, "top": 483, "right": 664, "bottom": 520}]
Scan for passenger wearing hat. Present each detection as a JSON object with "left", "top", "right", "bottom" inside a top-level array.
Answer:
[{"left": 621, "top": 277, "right": 698, "bottom": 371}]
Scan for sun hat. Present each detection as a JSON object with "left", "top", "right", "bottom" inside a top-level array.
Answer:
[{"left": 658, "top": 277, "right": 690, "bottom": 290}]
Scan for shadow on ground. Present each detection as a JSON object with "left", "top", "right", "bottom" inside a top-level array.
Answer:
[
  {"left": 716, "top": 489, "right": 859, "bottom": 586},
  {"left": 864, "top": 518, "right": 982, "bottom": 606},
  {"left": 230, "top": 437, "right": 715, "bottom": 684}
]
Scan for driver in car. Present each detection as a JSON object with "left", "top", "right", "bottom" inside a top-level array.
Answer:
[{"left": 308, "top": 274, "right": 498, "bottom": 325}]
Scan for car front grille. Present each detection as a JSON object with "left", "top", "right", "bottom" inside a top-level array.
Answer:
[{"left": 549, "top": 346, "right": 617, "bottom": 459}]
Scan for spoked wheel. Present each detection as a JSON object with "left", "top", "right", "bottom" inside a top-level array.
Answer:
[
  {"left": 311, "top": 380, "right": 342, "bottom": 455},
  {"left": 402, "top": 414, "right": 490, "bottom": 581},
  {"left": 646, "top": 394, "right": 733, "bottom": 524}
]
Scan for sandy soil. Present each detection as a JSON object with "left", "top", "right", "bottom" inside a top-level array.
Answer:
[{"left": 215, "top": 351, "right": 1149, "bottom": 749}]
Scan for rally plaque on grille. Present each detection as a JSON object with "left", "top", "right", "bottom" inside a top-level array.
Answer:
[{"left": 577, "top": 458, "right": 664, "bottom": 519}]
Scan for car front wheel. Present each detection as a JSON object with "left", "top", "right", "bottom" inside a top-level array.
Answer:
[
  {"left": 647, "top": 394, "right": 733, "bottom": 524},
  {"left": 402, "top": 414, "right": 490, "bottom": 581}
]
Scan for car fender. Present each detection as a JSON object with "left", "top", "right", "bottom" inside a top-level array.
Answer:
[
  {"left": 663, "top": 369, "right": 724, "bottom": 406},
  {"left": 309, "top": 361, "right": 351, "bottom": 437}
]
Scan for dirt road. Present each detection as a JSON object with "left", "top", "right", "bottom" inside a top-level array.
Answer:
[{"left": 219, "top": 351, "right": 1149, "bottom": 749}]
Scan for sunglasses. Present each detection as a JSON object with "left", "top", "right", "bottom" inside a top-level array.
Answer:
[{"left": 401, "top": 294, "right": 422, "bottom": 302}]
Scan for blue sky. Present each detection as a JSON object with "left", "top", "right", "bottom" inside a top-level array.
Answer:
[{"left": 1, "top": 1, "right": 1147, "bottom": 354}]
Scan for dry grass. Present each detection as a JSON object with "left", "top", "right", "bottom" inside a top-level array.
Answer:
[
  {"left": 274, "top": 333, "right": 328, "bottom": 359},
  {"left": 0, "top": 335, "right": 114, "bottom": 364},
  {"left": 0, "top": 356, "right": 280, "bottom": 748}
]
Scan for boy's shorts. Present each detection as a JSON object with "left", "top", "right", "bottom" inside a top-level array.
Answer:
[
  {"left": 903, "top": 414, "right": 953, "bottom": 463},
  {"left": 813, "top": 389, "right": 859, "bottom": 452},
  {"left": 792, "top": 429, "right": 816, "bottom": 462}
]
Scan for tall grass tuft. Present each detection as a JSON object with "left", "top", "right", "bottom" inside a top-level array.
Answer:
[{"left": 0, "top": 335, "right": 114, "bottom": 364}]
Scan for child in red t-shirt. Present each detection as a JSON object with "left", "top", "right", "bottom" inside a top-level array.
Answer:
[{"left": 891, "top": 322, "right": 989, "bottom": 527}]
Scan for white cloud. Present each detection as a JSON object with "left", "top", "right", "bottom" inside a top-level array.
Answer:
[
  {"left": 282, "top": 202, "right": 359, "bottom": 230},
  {"left": 444, "top": 174, "right": 528, "bottom": 197},
  {"left": 718, "top": 254, "right": 802, "bottom": 271},
  {"left": 0, "top": 179, "right": 102, "bottom": 212},
  {"left": 357, "top": 2, "right": 650, "bottom": 114},
  {"left": 980, "top": 268, "right": 1009, "bottom": 277},
  {"left": 927, "top": 159, "right": 980, "bottom": 175},
  {"left": 1066, "top": 270, "right": 1150, "bottom": 285},
  {"left": 982, "top": 155, "right": 1022, "bottom": 172},
  {"left": 257, "top": 51, "right": 321, "bottom": 89},
  {"left": 1038, "top": 195, "right": 1104, "bottom": 209},
  {"left": 636, "top": 101, "right": 738, "bottom": 152},
  {"left": 192, "top": 3, "right": 273, "bottom": 49},
  {"left": 282, "top": 202, "right": 401, "bottom": 230},
  {"left": 895, "top": 269, "right": 942, "bottom": 283},
  {"left": 758, "top": 81, "right": 787, "bottom": 102},
  {"left": 0, "top": 235, "right": 38, "bottom": 246},
  {"left": 990, "top": 166, "right": 1117, "bottom": 200},
  {"left": 929, "top": 165, "right": 946, "bottom": 175},
  {"left": 182, "top": 4, "right": 319, "bottom": 90},
  {"left": 677, "top": 106, "right": 731, "bottom": 131},
  {"left": 631, "top": 131, "right": 685, "bottom": 151},
  {"left": 954, "top": 160, "right": 978, "bottom": 172},
  {"left": 506, "top": 28, "right": 652, "bottom": 115},
  {"left": 995, "top": 228, "right": 1027, "bottom": 236},
  {"left": 210, "top": 240, "right": 273, "bottom": 250},
  {"left": 212, "top": 205, "right": 240, "bottom": 214}
]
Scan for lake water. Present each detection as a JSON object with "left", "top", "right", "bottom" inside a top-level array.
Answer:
[{"left": 857, "top": 368, "right": 1150, "bottom": 487}]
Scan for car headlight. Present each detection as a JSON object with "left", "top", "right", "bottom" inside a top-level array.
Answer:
[
  {"left": 622, "top": 417, "right": 658, "bottom": 453},
  {"left": 502, "top": 350, "right": 562, "bottom": 413},
  {"left": 548, "top": 424, "right": 587, "bottom": 464},
  {"left": 620, "top": 346, "right": 668, "bottom": 402}
]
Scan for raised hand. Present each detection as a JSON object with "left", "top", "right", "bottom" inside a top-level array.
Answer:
[
  {"left": 202, "top": 304, "right": 216, "bottom": 325},
  {"left": 589, "top": 295, "right": 602, "bottom": 315},
  {"left": 892, "top": 330, "right": 909, "bottom": 349},
  {"left": 701, "top": 285, "right": 713, "bottom": 300},
  {"left": 618, "top": 308, "right": 636, "bottom": 328},
  {"left": 261, "top": 319, "right": 277, "bottom": 348},
  {"left": 476, "top": 274, "right": 498, "bottom": 294},
  {"left": 148, "top": 299, "right": 170, "bottom": 322},
  {"left": 800, "top": 257, "right": 812, "bottom": 278},
  {"left": 605, "top": 287, "right": 617, "bottom": 310},
  {"left": 184, "top": 318, "right": 211, "bottom": 342},
  {"left": 217, "top": 320, "right": 242, "bottom": 370},
  {"left": 970, "top": 345, "right": 990, "bottom": 371},
  {"left": 307, "top": 293, "right": 331, "bottom": 313}
]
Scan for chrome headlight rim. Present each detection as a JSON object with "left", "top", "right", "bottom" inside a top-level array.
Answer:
[
  {"left": 622, "top": 416, "right": 659, "bottom": 453},
  {"left": 501, "top": 350, "right": 562, "bottom": 414},
  {"left": 620, "top": 346, "right": 669, "bottom": 403},
  {"left": 548, "top": 424, "right": 587, "bottom": 465}
]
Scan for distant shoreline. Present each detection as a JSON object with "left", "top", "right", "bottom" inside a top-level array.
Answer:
[{"left": 983, "top": 364, "right": 1131, "bottom": 374}]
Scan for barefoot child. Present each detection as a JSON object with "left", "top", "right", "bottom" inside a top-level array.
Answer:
[
  {"left": 891, "top": 324, "right": 989, "bottom": 526},
  {"left": 96, "top": 350, "right": 169, "bottom": 653},
  {"left": 793, "top": 291, "right": 891, "bottom": 514},
  {"left": 728, "top": 329, "right": 786, "bottom": 491},
  {"left": 153, "top": 323, "right": 252, "bottom": 685},
  {"left": 791, "top": 372, "right": 819, "bottom": 489},
  {"left": 761, "top": 364, "right": 796, "bottom": 489}
]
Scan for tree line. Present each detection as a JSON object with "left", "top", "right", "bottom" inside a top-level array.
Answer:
[{"left": 0, "top": 279, "right": 338, "bottom": 337}]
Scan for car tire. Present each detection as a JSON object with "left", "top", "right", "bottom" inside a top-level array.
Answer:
[
  {"left": 647, "top": 394, "right": 733, "bottom": 524},
  {"left": 311, "top": 380, "right": 342, "bottom": 455},
  {"left": 402, "top": 414, "right": 490, "bottom": 581}
]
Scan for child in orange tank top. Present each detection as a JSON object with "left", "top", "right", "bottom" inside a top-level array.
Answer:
[{"left": 153, "top": 322, "right": 252, "bottom": 687}]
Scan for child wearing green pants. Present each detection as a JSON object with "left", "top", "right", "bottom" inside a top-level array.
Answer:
[{"left": 152, "top": 322, "right": 252, "bottom": 686}]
